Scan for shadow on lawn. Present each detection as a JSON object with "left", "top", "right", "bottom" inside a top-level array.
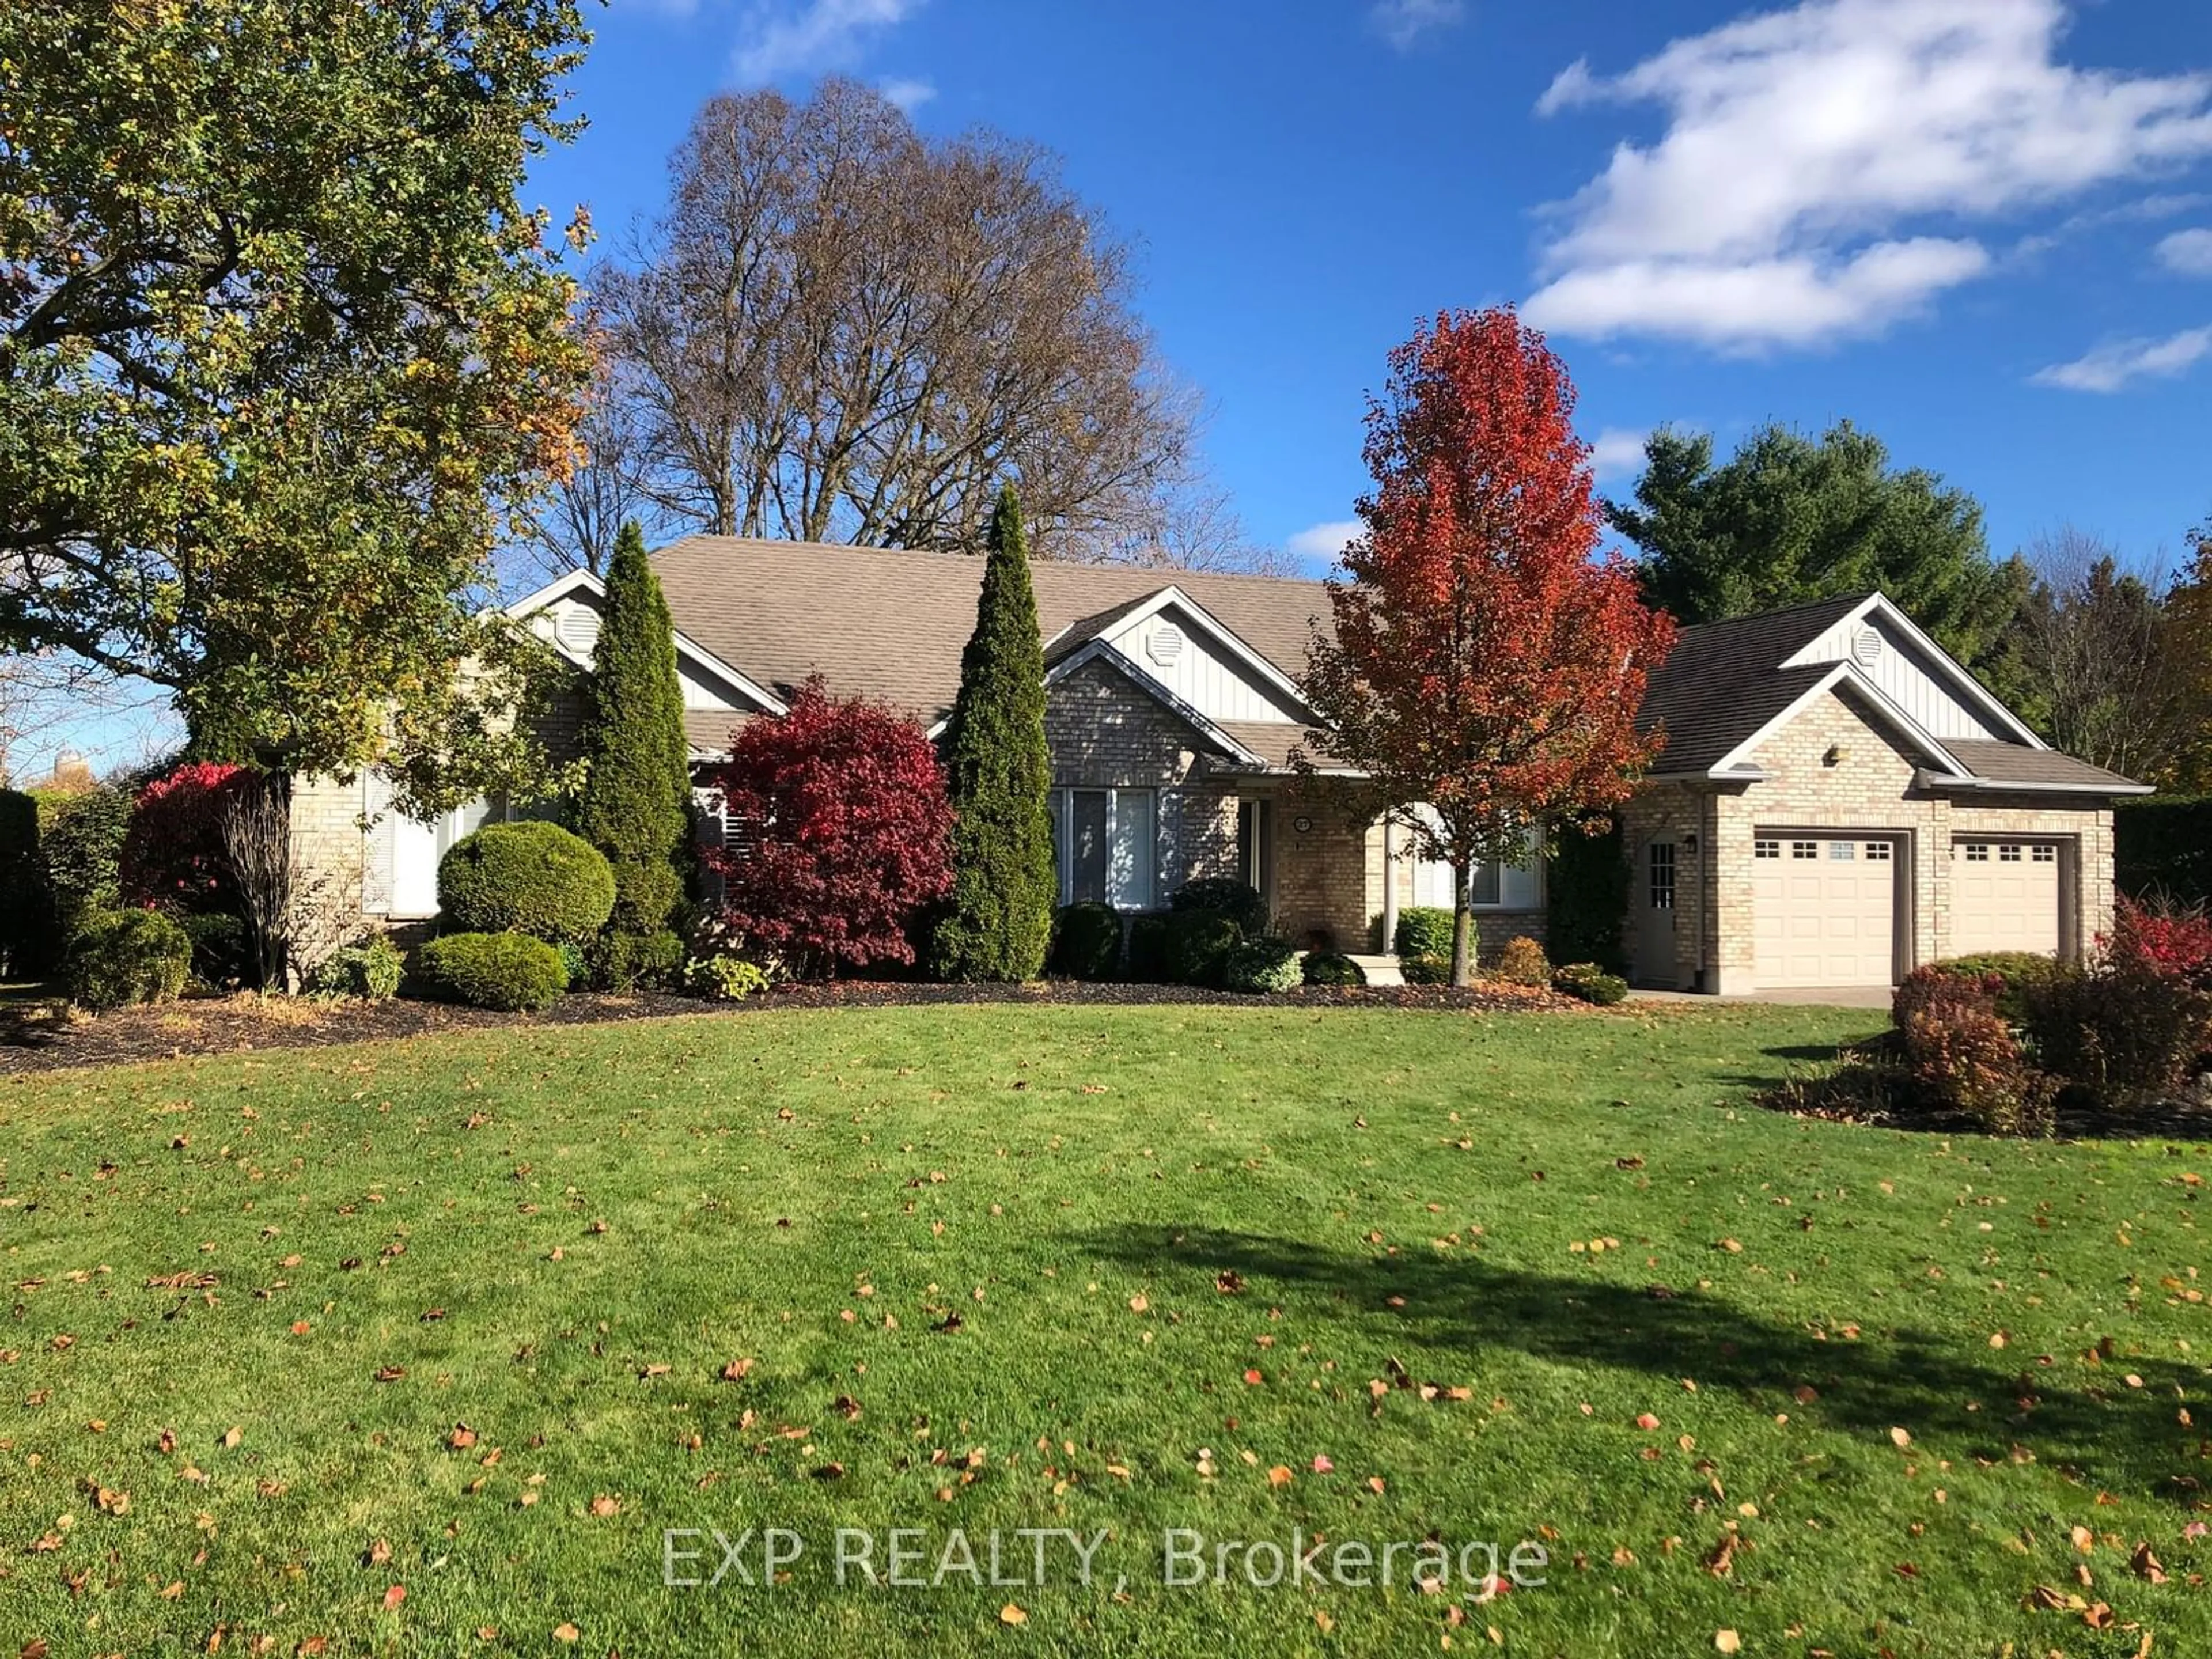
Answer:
[{"left": 1080, "top": 1224, "right": 2207, "bottom": 1502}]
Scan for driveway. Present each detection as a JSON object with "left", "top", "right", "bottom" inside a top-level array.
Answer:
[{"left": 1631, "top": 984, "right": 1895, "bottom": 1010}]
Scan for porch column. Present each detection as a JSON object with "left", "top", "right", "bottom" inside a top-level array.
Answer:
[{"left": 1381, "top": 814, "right": 1400, "bottom": 956}]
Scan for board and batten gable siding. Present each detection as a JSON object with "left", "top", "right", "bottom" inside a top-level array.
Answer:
[
  {"left": 1098, "top": 604, "right": 1306, "bottom": 726},
  {"left": 1783, "top": 608, "right": 2013, "bottom": 743}
]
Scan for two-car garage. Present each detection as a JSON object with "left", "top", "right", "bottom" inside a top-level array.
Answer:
[{"left": 1750, "top": 833, "right": 2066, "bottom": 990}]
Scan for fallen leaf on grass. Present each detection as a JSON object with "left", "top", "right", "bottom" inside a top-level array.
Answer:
[
  {"left": 1714, "top": 1634, "right": 1741, "bottom": 1655},
  {"left": 999, "top": 1604, "right": 1027, "bottom": 1626},
  {"left": 381, "top": 1586, "right": 406, "bottom": 1612},
  {"left": 552, "top": 1625, "right": 579, "bottom": 1643}
]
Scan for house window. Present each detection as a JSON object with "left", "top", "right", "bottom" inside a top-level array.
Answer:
[
  {"left": 2033, "top": 844, "right": 2057, "bottom": 863},
  {"left": 1865, "top": 842, "right": 1892, "bottom": 862},
  {"left": 1791, "top": 840, "right": 1819, "bottom": 860},
  {"left": 389, "top": 797, "right": 502, "bottom": 919},
  {"left": 1962, "top": 843, "right": 1989, "bottom": 862},
  {"left": 1647, "top": 842, "right": 1675, "bottom": 911},
  {"left": 1828, "top": 840, "right": 1855, "bottom": 861},
  {"left": 1050, "top": 788, "right": 1157, "bottom": 910},
  {"left": 1999, "top": 843, "right": 2022, "bottom": 863},
  {"left": 1755, "top": 839, "right": 1779, "bottom": 859}
]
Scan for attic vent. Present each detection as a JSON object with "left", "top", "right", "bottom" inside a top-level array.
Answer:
[
  {"left": 1147, "top": 622, "right": 1185, "bottom": 668},
  {"left": 1851, "top": 626, "right": 1883, "bottom": 668},
  {"left": 555, "top": 606, "right": 601, "bottom": 656}
]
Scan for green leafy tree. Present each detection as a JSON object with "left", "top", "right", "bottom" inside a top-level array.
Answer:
[
  {"left": 0, "top": 1, "right": 595, "bottom": 810},
  {"left": 575, "top": 522, "right": 694, "bottom": 974},
  {"left": 1609, "top": 422, "right": 2028, "bottom": 667},
  {"left": 929, "top": 486, "right": 1056, "bottom": 983}
]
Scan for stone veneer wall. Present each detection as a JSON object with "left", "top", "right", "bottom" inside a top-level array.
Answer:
[{"left": 1623, "top": 686, "right": 2118, "bottom": 994}]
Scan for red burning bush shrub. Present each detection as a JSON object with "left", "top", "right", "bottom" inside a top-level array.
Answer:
[
  {"left": 119, "top": 762, "right": 249, "bottom": 911},
  {"left": 703, "top": 679, "right": 954, "bottom": 978}
]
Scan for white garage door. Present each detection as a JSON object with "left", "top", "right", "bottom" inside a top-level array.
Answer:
[
  {"left": 1753, "top": 836, "right": 1899, "bottom": 988},
  {"left": 1951, "top": 839, "right": 2061, "bottom": 959}
]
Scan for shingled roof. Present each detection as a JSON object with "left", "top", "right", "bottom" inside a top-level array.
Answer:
[
  {"left": 630, "top": 544, "right": 2141, "bottom": 796},
  {"left": 652, "top": 536, "right": 1331, "bottom": 728},
  {"left": 1637, "top": 596, "right": 1868, "bottom": 774}
]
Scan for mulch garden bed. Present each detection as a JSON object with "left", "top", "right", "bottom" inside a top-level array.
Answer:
[{"left": 1, "top": 978, "right": 1572, "bottom": 1076}]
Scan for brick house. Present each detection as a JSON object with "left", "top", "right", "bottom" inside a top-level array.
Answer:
[{"left": 294, "top": 540, "right": 2145, "bottom": 993}]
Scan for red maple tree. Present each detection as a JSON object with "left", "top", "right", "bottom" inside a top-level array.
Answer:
[
  {"left": 1300, "top": 308, "right": 1675, "bottom": 986},
  {"left": 704, "top": 677, "right": 954, "bottom": 977}
]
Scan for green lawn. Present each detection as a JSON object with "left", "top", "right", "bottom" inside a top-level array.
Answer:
[{"left": 4, "top": 1001, "right": 2209, "bottom": 1656}]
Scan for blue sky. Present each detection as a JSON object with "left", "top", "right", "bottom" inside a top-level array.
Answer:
[{"left": 541, "top": 0, "right": 2212, "bottom": 576}]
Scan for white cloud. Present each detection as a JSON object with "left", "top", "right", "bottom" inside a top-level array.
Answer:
[
  {"left": 1286, "top": 520, "right": 1363, "bottom": 559},
  {"left": 1588, "top": 427, "right": 1653, "bottom": 481},
  {"left": 880, "top": 76, "right": 935, "bottom": 112},
  {"left": 1525, "top": 0, "right": 2212, "bottom": 351},
  {"left": 2159, "top": 228, "right": 2212, "bottom": 276},
  {"left": 1372, "top": 0, "right": 1464, "bottom": 52},
  {"left": 2031, "top": 324, "right": 2212, "bottom": 392},
  {"left": 732, "top": 0, "right": 923, "bottom": 85}
]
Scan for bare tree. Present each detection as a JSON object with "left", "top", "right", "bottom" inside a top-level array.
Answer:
[
  {"left": 510, "top": 351, "right": 662, "bottom": 582},
  {"left": 218, "top": 771, "right": 295, "bottom": 991},
  {"left": 596, "top": 80, "right": 1210, "bottom": 560},
  {"left": 0, "top": 649, "right": 175, "bottom": 786},
  {"left": 2003, "top": 527, "right": 2186, "bottom": 779}
]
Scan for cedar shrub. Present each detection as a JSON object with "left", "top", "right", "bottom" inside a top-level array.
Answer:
[
  {"left": 576, "top": 522, "right": 694, "bottom": 983},
  {"left": 928, "top": 485, "right": 1056, "bottom": 983}
]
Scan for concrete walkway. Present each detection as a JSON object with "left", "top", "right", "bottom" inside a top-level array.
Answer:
[{"left": 1629, "top": 984, "right": 1894, "bottom": 1010}]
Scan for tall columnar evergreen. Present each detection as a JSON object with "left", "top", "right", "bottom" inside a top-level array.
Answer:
[
  {"left": 929, "top": 486, "right": 1057, "bottom": 983},
  {"left": 576, "top": 522, "right": 694, "bottom": 980}
]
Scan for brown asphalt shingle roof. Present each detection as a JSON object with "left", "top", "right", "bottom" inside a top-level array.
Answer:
[
  {"left": 654, "top": 535, "right": 1331, "bottom": 728},
  {"left": 1636, "top": 595, "right": 1867, "bottom": 774},
  {"left": 1938, "top": 740, "right": 2144, "bottom": 792},
  {"left": 649, "top": 545, "right": 2141, "bottom": 794}
]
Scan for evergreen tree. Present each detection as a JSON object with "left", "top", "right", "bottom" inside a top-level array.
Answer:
[
  {"left": 929, "top": 486, "right": 1057, "bottom": 982},
  {"left": 576, "top": 522, "right": 694, "bottom": 986}
]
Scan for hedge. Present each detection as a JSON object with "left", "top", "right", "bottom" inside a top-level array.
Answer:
[
  {"left": 1223, "top": 935, "right": 1301, "bottom": 994},
  {"left": 418, "top": 931, "right": 569, "bottom": 1012},
  {"left": 1049, "top": 902, "right": 1123, "bottom": 981},
  {"left": 2116, "top": 796, "right": 2212, "bottom": 907},
  {"left": 66, "top": 908, "right": 192, "bottom": 1010}
]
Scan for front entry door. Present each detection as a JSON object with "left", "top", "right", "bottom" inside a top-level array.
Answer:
[{"left": 1634, "top": 840, "right": 1678, "bottom": 986}]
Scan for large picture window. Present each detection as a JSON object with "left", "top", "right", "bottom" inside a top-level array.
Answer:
[
  {"left": 1049, "top": 788, "right": 1158, "bottom": 910},
  {"left": 1407, "top": 812, "right": 1541, "bottom": 910}
]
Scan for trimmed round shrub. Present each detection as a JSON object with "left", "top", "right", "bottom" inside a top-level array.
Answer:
[
  {"left": 66, "top": 908, "right": 192, "bottom": 1010},
  {"left": 1553, "top": 961, "right": 1629, "bottom": 1006},
  {"left": 1126, "top": 913, "right": 1173, "bottom": 983},
  {"left": 1302, "top": 949, "right": 1366, "bottom": 987},
  {"left": 1050, "top": 902, "right": 1123, "bottom": 981},
  {"left": 313, "top": 934, "right": 405, "bottom": 1001},
  {"left": 418, "top": 931, "right": 569, "bottom": 1012},
  {"left": 1400, "top": 953, "right": 1450, "bottom": 986},
  {"left": 593, "top": 928, "right": 684, "bottom": 993},
  {"left": 1224, "top": 935, "right": 1301, "bottom": 994},
  {"left": 1495, "top": 935, "right": 1551, "bottom": 987},
  {"left": 1168, "top": 877, "right": 1268, "bottom": 938},
  {"left": 1393, "top": 906, "right": 1456, "bottom": 962},
  {"left": 437, "top": 821, "right": 615, "bottom": 943},
  {"left": 1166, "top": 908, "right": 1243, "bottom": 987}
]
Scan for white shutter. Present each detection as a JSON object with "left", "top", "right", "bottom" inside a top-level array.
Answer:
[{"left": 361, "top": 771, "right": 396, "bottom": 916}]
